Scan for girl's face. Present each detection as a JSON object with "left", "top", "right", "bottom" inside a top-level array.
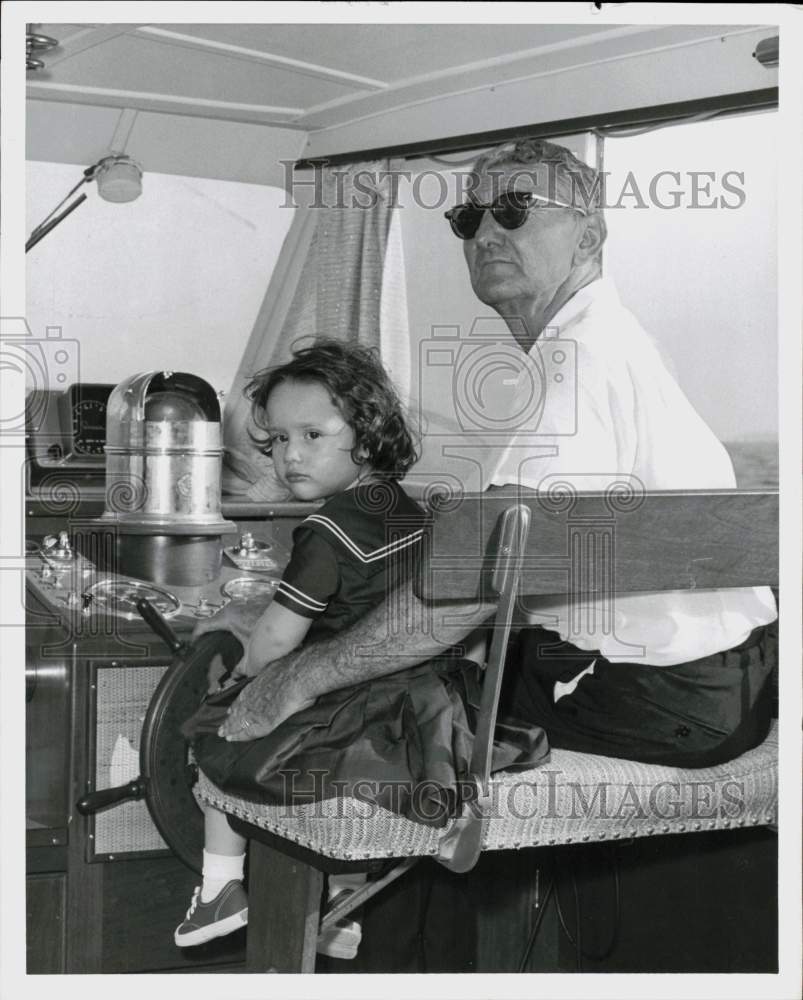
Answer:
[{"left": 265, "top": 379, "right": 368, "bottom": 501}]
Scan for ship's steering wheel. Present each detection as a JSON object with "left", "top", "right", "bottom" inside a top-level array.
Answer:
[{"left": 76, "top": 599, "right": 243, "bottom": 874}]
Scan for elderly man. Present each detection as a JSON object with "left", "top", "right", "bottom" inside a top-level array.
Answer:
[{"left": 206, "top": 138, "right": 777, "bottom": 769}]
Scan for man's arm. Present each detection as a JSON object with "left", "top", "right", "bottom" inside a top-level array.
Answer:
[{"left": 218, "top": 578, "right": 497, "bottom": 740}]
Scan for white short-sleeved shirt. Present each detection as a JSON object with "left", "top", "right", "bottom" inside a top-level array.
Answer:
[{"left": 484, "top": 277, "right": 777, "bottom": 666}]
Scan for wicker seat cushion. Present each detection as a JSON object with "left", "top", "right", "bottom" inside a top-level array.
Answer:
[{"left": 195, "top": 720, "right": 778, "bottom": 861}]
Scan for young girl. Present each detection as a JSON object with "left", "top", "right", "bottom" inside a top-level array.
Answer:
[{"left": 175, "top": 340, "right": 423, "bottom": 958}]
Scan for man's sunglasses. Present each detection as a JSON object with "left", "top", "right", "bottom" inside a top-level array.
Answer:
[{"left": 444, "top": 190, "right": 585, "bottom": 240}]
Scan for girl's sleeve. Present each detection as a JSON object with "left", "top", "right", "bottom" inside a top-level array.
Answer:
[{"left": 272, "top": 525, "right": 341, "bottom": 620}]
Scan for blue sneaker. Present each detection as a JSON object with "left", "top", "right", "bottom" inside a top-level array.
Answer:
[{"left": 174, "top": 881, "right": 248, "bottom": 947}]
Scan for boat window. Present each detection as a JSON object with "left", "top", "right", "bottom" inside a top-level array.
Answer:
[{"left": 602, "top": 111, "right": 778, "bottom": 488}]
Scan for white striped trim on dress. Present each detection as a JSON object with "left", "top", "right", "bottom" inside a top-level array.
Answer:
[
  {"left": 276, "top": 580, "right": 329, "bottom": 613},
  {"left": 304, "top": 515, "right": 424, "bottom": 564}
]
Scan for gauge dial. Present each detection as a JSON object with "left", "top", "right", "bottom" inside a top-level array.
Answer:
[
  {"left": 72, "top": 397, "right": 108, "bottom": 456},
  {"left": 88, "top": 579, "right": 181, "bottom": 620},
  {"left": 221, "top": 576, "right": 279, "bottom": 602}
]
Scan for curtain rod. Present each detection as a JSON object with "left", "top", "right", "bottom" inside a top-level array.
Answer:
[{"left": 294, "top": 88, "right": 778, "bottom": 169}]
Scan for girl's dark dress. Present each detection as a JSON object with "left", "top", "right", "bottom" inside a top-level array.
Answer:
[{"left": 184, "top": 481, "right": 548, "bottom": 827}]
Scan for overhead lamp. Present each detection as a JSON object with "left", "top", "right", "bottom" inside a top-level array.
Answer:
[
  {"left": 26, "top": 155, "right": 143, "bottom": 253},
  {"left": 94, "top": 155, "right": 144, "bottom": 203},
  {"left": 753, "top": 36, "right": 779, "bottom": 69}
]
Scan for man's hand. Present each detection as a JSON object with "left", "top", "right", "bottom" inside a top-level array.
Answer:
[
  {"left": 212, "top": 579, "right": 497, "bottom": 742},
  {"left": 218, "top": 651, "right": 315, "bottom": 741}
]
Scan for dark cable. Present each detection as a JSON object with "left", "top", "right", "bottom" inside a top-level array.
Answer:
[
  {"left": 583, "top": 843, "right": 621, "bottom": 963},
  {"left": 553, "top": 871, "right": 576, "bottom": 967},
  {"left": 572, "top": 868, "right": 582, "bottom": 972},
  {"left": 553, "top": 845, "right": 622, "bottom": 966},
  {"left": 516, "top": 875, "right": 555, "bottom": 972}
]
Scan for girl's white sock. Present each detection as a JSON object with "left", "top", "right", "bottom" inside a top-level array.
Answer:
[{"left": 200, "top": 849, "right": 246, "bottom": 902}]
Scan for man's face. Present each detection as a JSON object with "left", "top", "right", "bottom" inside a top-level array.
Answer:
[{"left": 462, "top": 161, "right": 586, "bottom": 311}]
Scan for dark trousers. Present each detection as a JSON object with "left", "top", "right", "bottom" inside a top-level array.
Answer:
[{"left": 500, "top": 624, "right": 775, "bottom": 768}]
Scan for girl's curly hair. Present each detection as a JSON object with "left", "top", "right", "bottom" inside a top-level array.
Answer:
[{"left": 245, "top": 339, "right": 419, "bottom": 480}]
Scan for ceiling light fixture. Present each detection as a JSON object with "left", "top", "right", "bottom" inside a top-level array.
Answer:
[{"left": 93, "top": 154, "right": 144, "bottom": 203}]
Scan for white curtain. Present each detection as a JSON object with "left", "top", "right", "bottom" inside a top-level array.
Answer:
[
  {"left": 379, "top": 205, "right": 412, "bottom": 407},
  {"left": 222, "top": 159, "right": 411, "bottom": 499}
]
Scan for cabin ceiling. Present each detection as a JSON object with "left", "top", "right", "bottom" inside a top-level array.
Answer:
[
  {"left": 28, "top": 22, "right": 645, "bottom": 127},
  {"left": 26, "top": 21, "right": 777, "bottom": 186}
]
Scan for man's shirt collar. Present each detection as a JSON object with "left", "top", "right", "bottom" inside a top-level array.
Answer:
[{"left": 541, "top": 276, "right": 619, "bottom": 340}]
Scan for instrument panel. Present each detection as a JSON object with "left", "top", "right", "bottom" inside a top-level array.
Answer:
[
  {"left": 70, "top": 387, "right": 110, "bottom": 457},
  {"left": 26, "top": 528, "right": 287, "bottom": 626},
  {"left": 26, "top": 382, "right": 115, "bottom": 491}
]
